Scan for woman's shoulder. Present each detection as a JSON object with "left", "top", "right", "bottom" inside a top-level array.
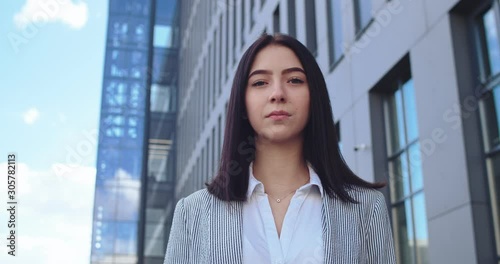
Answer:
[
  {"left": 343, "top": 186, "right": 387, "bottom": 212},
  {"left": 180, "top": 188, "right": 214, "bottom": 208},
  {"left": 347, "top": 186, "right": 385, "bottom": 202},
  {"left": 176, "top": 188, "right": 239, "bottom": 219}
]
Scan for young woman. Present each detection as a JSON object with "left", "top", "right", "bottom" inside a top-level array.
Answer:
[{"left": 164, "top": 33, "right": 396, "bottom": 264}]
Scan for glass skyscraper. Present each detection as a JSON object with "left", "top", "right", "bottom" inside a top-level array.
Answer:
[{"left": 90, "top": 0, "right": 179, "bottom": 263}]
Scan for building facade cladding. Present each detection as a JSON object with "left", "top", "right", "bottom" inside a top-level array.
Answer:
[
  {"left": 90, "top": 0, "right": 179, "bottom": 264},
  {"left": 174, "top": 0, "right": 500, "bottom": 263}
]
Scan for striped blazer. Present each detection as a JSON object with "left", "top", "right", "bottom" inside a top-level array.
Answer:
[{"left": 164, "top": 187, "right": 396, "bottom": 264}]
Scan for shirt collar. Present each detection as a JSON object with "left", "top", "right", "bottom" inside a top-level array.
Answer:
[{"left": 246, "top": 161, "right": 324, "bottom": 199}]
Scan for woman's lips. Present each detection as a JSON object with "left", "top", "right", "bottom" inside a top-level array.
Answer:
[{"left": 268, "top": 114, "right": 290, "bottom": 121}]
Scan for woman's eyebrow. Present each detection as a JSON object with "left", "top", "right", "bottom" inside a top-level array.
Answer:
[
  {"left": 248, "top": 67, "right": 305, "bottom": 79},
  {"left": 282, "top": 67, "right": 305, "bottom": 75}
]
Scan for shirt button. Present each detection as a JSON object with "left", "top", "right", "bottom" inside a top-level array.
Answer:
[{"left": 275, "top": 260, "right": 284, "bottom": 264}]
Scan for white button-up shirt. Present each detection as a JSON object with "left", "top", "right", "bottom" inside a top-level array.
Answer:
[{"left": 243, "top": 162, "right": 324, "bottom": 264}]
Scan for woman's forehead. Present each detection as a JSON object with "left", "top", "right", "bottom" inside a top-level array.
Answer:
[{"left": 250, "top": 45, "right": 303, "bottom": 72}]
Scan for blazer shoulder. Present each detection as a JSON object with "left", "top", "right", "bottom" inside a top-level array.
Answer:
[
  {"left": 347, "top": 186, "right": 387, "bottom": 210},
  {"left": 182, "top": 188, "right": 213, "bottom": 205}
]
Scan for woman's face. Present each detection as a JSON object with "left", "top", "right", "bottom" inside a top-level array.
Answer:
[{"left": 245, "top": 44, "right": 310, "bottom": 144}]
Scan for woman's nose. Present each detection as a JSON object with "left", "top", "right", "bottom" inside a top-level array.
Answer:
[{"left": 270, "top": 83, "right": 286, "bottom": 103}]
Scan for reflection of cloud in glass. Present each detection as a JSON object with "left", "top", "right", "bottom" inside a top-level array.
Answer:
[
  {"left": 116, "top": 187, "right": 140, "bottom": 220},
  {"left": 94, "top": 178, "right": 140, "bottom": 221},
  {"left": 115, "top": 222, "right": 138, "bottom": 254}
]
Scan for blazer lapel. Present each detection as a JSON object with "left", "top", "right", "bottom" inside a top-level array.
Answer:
[
  {"left": 211, "top": 201, "right": 243, "bottom": 264},
  {"left": 322, "top": 195, "right": 360, "bottom": 263},
  {"left": 209, "top": 196, "right": 353, "bottom": 264},
  {"left": 322, "top": 195, "right": 334, "bottom": 263}
]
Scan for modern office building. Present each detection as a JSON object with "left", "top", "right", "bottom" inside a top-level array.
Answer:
[
  {"left": 90, "top": 0, "right": 179, "bottom": 263},
  {"left": 175, "top": 0, "right": 500, "bottom": 263}
]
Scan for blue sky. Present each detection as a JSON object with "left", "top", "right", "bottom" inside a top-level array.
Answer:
[{"left": 0, "top": 0, "right": 107, "bottom": 263}]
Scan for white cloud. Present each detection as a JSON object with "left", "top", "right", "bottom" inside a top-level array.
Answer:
[
  {"left": 0, "top": 162, "right": 95, "bottom": 264},
  {"left": 23, "top": 107, "right": 40, "bottom": 124},
  {"left": 14, "top": 0, "right": 88, "bottom": 30}
]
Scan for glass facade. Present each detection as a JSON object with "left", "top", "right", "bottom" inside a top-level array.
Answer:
[
  {"left": 476, "top": 2, "right": 500, "bottom": 262},
  {"left": 91, "top": 0, "right": 179, "bottom": 263},
  {"left": 384, "top": 77, "right": 429, "bottom": 264}
]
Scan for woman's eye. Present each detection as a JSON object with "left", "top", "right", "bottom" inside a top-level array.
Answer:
[
  {"left": 252, "top": 81, "right": 266, "bottom": 87},
  {"left": 288, "top": 78, "right": 304, "bottom": 84}
]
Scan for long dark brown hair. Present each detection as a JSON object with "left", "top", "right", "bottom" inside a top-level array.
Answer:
[{"left": 206, "top": 33, "right": 384, "bottom": 203}]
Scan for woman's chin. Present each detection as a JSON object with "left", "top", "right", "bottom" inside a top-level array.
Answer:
[{"left": 258, "top": 132, "right": 300, "bottom": 144}]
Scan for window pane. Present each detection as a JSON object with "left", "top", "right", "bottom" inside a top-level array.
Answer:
[
  {"left": 103, "top": 80, "right": 127, "bottom": 108},
  {"left": 108, "top": 18, "right": 149, "bottom": 49},
  {"left": 480, "top": 86, "right": 500, "bottom": 151},
  {"left": 413, "top": 193, "right": 429, "bottom": 264},
  {"left": 251, "top": 0, "right": 255, "bottom": 27},
  {"left": 153, "top": 25, "right": 172, "bottom": 48},
  {"left": 328, "top": 0, "right": 343, "bottom": 64},
  {"left": 354, "top": 0, "right": 372, "bottom": 33},
  {"left": 129, "top": 51, "right": 147, "bottom": 79},
  {"left": 155, "top": 0, "right": 176, "bottom": 21},
  {"left": 486, "top": 153, "right": 500, "bottom": 256},
  {"left": 109, "top": 0, "right": 150, "bottom": 16},
  {"left": 241, "top": 0, "right": 246, "bottom": 46},
  {"left": 305, "top": 0, "right": 317, "bottom": 55},
  {"left": 152, "top": 52, "right": 177, "bottom": 85},
  {"left": 92, "top": 221, "right": 116, "bottom": 255},
  {"left": 119, "top": 149, "right": 143, "bottom": 183},
  {"left": 287, "top": 0, "right": 296, "bottom": 37},
  {"left": 115, "top": 222, "right": 138, "bottom": 255},
  {"left": 392, "top": 201, "right": 415, "bottom": 264},
  {"left": 482, "top": 9, "right": 500, "bottom": 77},
  {"left": 145, "top": 223, "right": 166, "bottom": 252},
  {"left": 387, "top": 89, "right": 406, "bottom": 154},
  {"left": 273, "top": 5, "right": 280, "bottom": 33},
  {"left": 105, "top": 50, "right": 128, "bottom": 77},
  {"left": 116, "top": 188, "right": 140, "bottom": 220},
  {"left": 145, "top": 238, "right": 165, "bottom": 257},
  {"left": 148, "top": 154, "right": 168, "bottom": 182},
  {"left": 146, "top": 208, "right": 166, "bottom": 223},
  {"left": 129, "top": 81, "right": 146, "bottom": 113},
  {"left": 408, "top": 143, "right": 424, "bottom": 192},
  {"left": 390, "top": 152, "right": 410, "bottom": 201},
  {"left": 94, "top": 187, "right": 117, "bottom": 220},
  {"left": 403, "top": 79, "right": 419, "bottom": 142},
  {"left": 150, "top": 84, "right": 173, "bottom": 113},
  {"left": 97, "top": 148, "right": 120, "bottom": 184}
]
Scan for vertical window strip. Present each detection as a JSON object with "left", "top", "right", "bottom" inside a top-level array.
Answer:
[
  {"left": 476, "top": 3, "right": 500, "bottom": 260},
  {"left": 288, "top": 0, "right": 296, "bottom": 37},
  {"left": 384, "top": 78, "right": 429, "bottom": 264},
  {"left": 327, "top": 0, "right": 344, "bottom": 68},
  {"left": 305, "top": 0, "right": 317, "bottom": 56}
]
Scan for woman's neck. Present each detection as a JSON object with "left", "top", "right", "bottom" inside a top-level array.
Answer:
[{"left": 252, "top": 136, "right": 310, "bottom": 195}]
